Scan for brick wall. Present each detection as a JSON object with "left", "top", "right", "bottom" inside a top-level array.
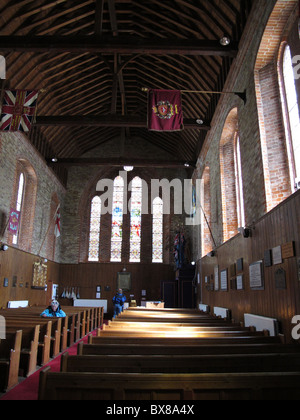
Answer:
[
  {"left": 0, "top": 131, "right": 66, "bottom": 261},
  {"left": 60, "top": 136, "right": 190, "bottom": 265},
  {"left": 192, "top": 0, "right": 298, "bottom": 262}
]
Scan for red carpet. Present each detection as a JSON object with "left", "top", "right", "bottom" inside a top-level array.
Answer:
[{"left": 0, "top": 329, "right": 98, "bottom": 401}]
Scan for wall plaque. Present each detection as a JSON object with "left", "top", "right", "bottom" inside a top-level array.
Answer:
[
  {"left": 214, "top": 266, "right": 219, "bottom": 291},
  {"left": 117, "top": 272, "right": 131, "bottom": 292},
  {"left": 249, "top": 261, "right": 264, "bottom": 290},
  {"left": 264, "top": 249, "right": 272, "bottom": 267},
  {"left": 237, "top": 258, "right": 244, "bottom": 273},
  {"left": 275, "top": 268, "right": 286, "bottom": 290},
  {"left": 272, "top": 246, "right": 282, "bottom": 265},
  {"left": 282, "top": 242, "right": 295, "bottom": 259},
  {"left": 220, "top": 269, "right": 228, "bottom": 291},
  {"left": 237, "top": 275, "right": 244, "bottom": 290},
  {"left": 32, "top": 262, "right": 47, "bottom": 290}
]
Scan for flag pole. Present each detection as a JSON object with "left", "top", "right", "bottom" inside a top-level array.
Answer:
[
  {"left": 38, "top": 204, "right": 60, "bottom": 256},
  {"left": 142, "top": 87, "right": 247, "bottom": 104}
]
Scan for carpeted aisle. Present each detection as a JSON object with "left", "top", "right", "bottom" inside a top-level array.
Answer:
[{"left": 0, "top": 329, "right": 98, "bottom": 401}]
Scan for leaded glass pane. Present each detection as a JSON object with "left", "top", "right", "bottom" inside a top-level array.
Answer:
[
  {"left": 152, "top": 197, "right": 163, "bottom": 263},
  {"left": 130, "top": 177, "right": 142, "bottom": 262},
  {"left": 111, "top": 176, "right": 124, "bottom": 262},
  {"left": 88, "top": 196, "right": 101, "bottom": 261}
]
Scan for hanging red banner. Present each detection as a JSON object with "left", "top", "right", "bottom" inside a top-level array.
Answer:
[
  {"left": 148, "top": 89, "right": 184, "bottom": 132},
  {"left": 8, "top": 208, "right": 21, "bottom": 235}
]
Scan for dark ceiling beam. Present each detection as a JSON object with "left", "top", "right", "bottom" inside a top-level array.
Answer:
[
  {"left": 34, "top": 115, "right": 211, "bottom": 130},
  {"left": 0, "top": 36, "right": 238, "bottom": 56},
  {"left": 46, "top": 157, "right": 196, "bottom": 169}
]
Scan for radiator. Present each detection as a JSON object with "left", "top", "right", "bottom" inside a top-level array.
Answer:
[
  {"left": 199, "top": 304, "right": 210, "bottom": 313},
  {"left": 213, "top": 306, "right": 230, "bottom": 319},
  {"left": 8, "top": 300, "right": 29, "bottom": 308},
  {"left": 244, "top": 313, "right": 279, "bottom": 336}
]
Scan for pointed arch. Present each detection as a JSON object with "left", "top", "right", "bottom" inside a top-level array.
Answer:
[{"left": 219, "top": 108, "right": 239, "bottom": 242}]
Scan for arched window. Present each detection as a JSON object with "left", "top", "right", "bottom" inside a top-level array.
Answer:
[
  {"left": 235, "top": 135, "right": 245, "bottom": 228},
  {"left": 9, "top": 159, "right": 37, "bottom": 252},
  {"left": 152, "top": 197, "right": 163, "bottom": 263},
  {"left": 280, "top": 43, "right": 300, "bottom": 190},
  {"left": 12, "top": 173, "right": 24, "bottom": 245},
  {"left": 219, "top": 108, "right": 239, "bottom": 242},
  {"left": 129, "top": 177, "right": 142, "bottom": 263},
  {"left": 88, "top": 196, "right": 101, "bottom": 262},
  {"left": 111, "top": 176, "right": 124, "bottom": 262}
]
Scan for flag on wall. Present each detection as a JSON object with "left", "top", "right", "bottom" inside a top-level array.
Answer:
[
  {"left": 148, "top": 89, "right": 184, "bottom": 132},
  {"left": 0, "top": 90, "right": 39, "bottom": 132},
  {"left": 8, "top": 208, "right": 21, "bottom": 235},
  {"left": 54, "top": 205, "right": 61, "bottom": 238}
]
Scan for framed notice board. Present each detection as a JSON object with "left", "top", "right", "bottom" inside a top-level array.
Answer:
[{"left": 117, "top": 272, "right": 132, "bottom": 292}]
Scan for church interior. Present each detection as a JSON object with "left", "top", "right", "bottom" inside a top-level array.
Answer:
[{"left": 0, "top": 0, "right": 300, "bottom": 401}]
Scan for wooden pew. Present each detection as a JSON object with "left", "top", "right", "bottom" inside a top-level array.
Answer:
[
  {"left": 38, "top": 306, "right": 300, "bottom": 400},
  {"left": 2, "top": 317, "right": 54, "bottom": 365},
  {"left": 0, "top": 330, "right": 22, "bottom": 391},
  {"left": 89, "top": 335, "right": 283, "bottom": 345},
  {"left": 78, "top": 341, "right": 300, "bottom": 356},
  {"left": 6, "top": 324, "right": 40, "bottom": 377},
  {"left": 0, "top": 308, "right": 63, "bottom": 356},
  {"left": 60, "top": 351, "right": 300, "bottom": 374},
  {"left": 105, "top": 321, "right": 252, "bottom": 331},
  {"left": 97, "top": 329, "right": 266, "bottom": 338},
  {"left": 38, "top": 368, "right": 300, "bottom": 400}
]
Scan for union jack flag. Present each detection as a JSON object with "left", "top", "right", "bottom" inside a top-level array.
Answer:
[{"left": 0, "top": 89, "right": 39, "bottom": 132}]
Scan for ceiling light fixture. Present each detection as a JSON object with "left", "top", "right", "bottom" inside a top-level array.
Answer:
[
  {"left": 124, "top": 166, "right": 134, "bottom": 172},
  {"left": 220, "top": 36, "right": 231, "bottom": 46}
]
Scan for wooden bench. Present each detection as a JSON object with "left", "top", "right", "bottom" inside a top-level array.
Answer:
[
  {"left": 78, "top": 341, "right": 300, "bottom": 356},
  {"left": 38, "top": 368, "right": 300, "bottom": 400},
  {"left": 6, "top": 324, "right": 40, "bottom": 377},
  {"left": 0, "top": 330, "right": 22, "bottom": 391},
  {"left": 3, "top": 318, "right": 52, "bottom": 366},
  {"left": 108, "top": 320, "right": 245, "bottom": 329},
  {"left": 97, "top": 329, "right": 266, "bottom": 338},
  {"left": 89, "top": 335, "right": 283, "bottom": 345},
  {"left": 60, "top": 351, "right": 300, "bottom": 374}
]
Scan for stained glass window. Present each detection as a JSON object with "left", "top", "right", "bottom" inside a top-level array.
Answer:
[
  {"left": 88, "top": 196, "right": 101, "bottom": 262},
  {"left": 12, "top": 173, "right": 24, "bottom": 245},
  {"left": 152, "top": 197, "right": 163, "bottom": 263},
  {"left": 129, "top": 177, "right": 142, "bottom": 262},
  {"left": 111, "top": 176, "right": 124, "bottom": 262}
]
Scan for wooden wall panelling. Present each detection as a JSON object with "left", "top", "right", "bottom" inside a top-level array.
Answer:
[
  {"left": 59, "top": 262, "right": 175, "bottom": 315},
  {"left": 200, "top": 190, "right": 300, "bottom": 343},
  {"left": 0, "top": 247, "right": 59, "bottom": 308}
]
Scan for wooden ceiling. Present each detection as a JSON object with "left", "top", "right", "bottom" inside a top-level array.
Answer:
[{"left": 0, "top": 0, "right": 253, "bottom": 182}]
